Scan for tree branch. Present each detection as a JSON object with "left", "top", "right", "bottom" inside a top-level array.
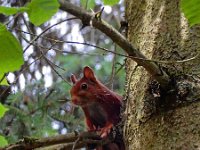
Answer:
[
  {"left": 3, "top": 132, "right": 109, "bottom": 150},
  {"left": 58, "top": 0, "right": 171, "bottom": 88}
]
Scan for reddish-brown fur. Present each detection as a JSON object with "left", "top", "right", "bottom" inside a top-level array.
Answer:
[{"left": 70, "top": 66, "right": 124, "bottom": 150}]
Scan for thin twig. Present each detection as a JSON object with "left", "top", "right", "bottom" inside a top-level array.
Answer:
[
  {"left": 108, "top": 44, "right": 117, "bottom": 90},
  {"left": 22, "top": 35, "right": 71, "bottom": 86},
  {"left": 16, "top": 28, "right": 199, "bottom": 65},
  {"left": 40, "top": 49, "right": 72, "bottom": 86},
  {"left": 23, "top": 17, "right": 77, "bottom": 53},
  {"left": 72, "top": 136, "right": 80, "bottom": 150}
]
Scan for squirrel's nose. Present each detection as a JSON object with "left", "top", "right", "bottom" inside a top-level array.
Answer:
[{"left": 71, "top": 96, "right": 80, "bottom": 105}]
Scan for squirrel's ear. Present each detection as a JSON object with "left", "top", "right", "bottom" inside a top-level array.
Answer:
[
  {"left": 83, "top": 66, "right": 96, "bottom": 82},
  {"left": 71, "top": 74, "right": 77, "bottom": 84}
]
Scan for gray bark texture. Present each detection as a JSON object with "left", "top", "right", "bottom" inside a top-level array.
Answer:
[{"left": 123, "top": 0, "right": 200, "bottom": 149}]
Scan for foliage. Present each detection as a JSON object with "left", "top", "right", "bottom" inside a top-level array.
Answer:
[
  {"left": 27, "top": 0, "right": 60, "bottom": 26},
  {"left": 80, "top": 0, "right": 119, "bottom": 9},
  {"left": 0, "top": 1, "right": 61, "bottom": 143},
  {"left": 80, "top": 0, "right": 96, "bottom": 9},
  {"left": 0, "top": 99, "right": 9, "bottom": 146},
  {"left": 0, "top": 135, "right": 8, "bottom": 147},
  {"left": 0, "top": 6, "right": 28, "bottom": 15},
  {"left": 0, "top": 0, "right": 59, "bottom": 26},
  {"left": 0, "top": 23, "right": 23, "bottom": 85},
  {"left": 0, "top": 79, "right": 84, "bottom": 144},
  {"left": 0, "top": 0, "right": 60, "bottom": 86},
  {"left": 103, "top": 0, "right": 119, "bottom": 5},
  {"left": 181, "top": 0, "right": 200, "bottom": 26},
  {"left": 0, "top": 22, "right": 22, "bottom": 145},
  {"left": 0, "top": 103, "right": 8, "bottom": 118}
]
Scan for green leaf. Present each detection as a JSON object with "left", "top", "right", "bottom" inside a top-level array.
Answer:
[
  {"left": 0, "top": 103, "right": 8, "bottom": 118},
  {"left": 0, "top": 73, "right": 8, "bottom": 85},
  {"left": 0, "top": 135, "right": 8, "bottom": 147},
  {"left": 80, "top": 0, "right": 95, "bottom": 9},
  {"left": 0, "top": 6, "right": 28, "bottom": 15},
  {"left": 103, "top": 0, "right": 119, "bottom": 6},
  {"left": 181, "top": 0, "right": 200, "bottom": 26},
  {"left": 0, "top": 24, "right": 24, "bottom": 85},
  {"left": 27, "top": 0, "right": 60, "bottom": 26}
]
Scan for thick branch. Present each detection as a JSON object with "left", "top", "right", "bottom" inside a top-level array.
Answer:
[
  {"left": 58, "top": 0, "right": 171, "bottom": 88},
  {"left": 3, "top": 132, "right": 108, "bottom": 150}
]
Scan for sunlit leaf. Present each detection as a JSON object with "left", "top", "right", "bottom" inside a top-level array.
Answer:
[
  {"left": 0, "top": 24, "right": 24, "bottom": 85},
  {"left": 0, "top": 73, "right": 8, "bottom": 85},
  {"left": 0, "top": 6, "right": 28, "bottom": 15},
  {"left": 80, "top": 0, "right": 95, "bottom": 9},
  {"left": 181, "top": 0, "right": 200, "bottom": 26},
  {"left": 103, "top": 0, "right": 119, "bottom": 6},
  {"left": 27, "top": 0, "right": 60, "bottom": 26},
  {"left": 0, "top": 103, "right": 8, "bottom": 118},
  {"left": 0, "top": 135, "right": 8, "bottom": 147}
]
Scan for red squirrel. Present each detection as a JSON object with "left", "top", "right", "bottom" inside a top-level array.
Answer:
[{"left": 70, "top": 66, "right": 124, "bottom": 150}]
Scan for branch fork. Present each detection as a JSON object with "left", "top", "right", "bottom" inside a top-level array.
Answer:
[{"left": 58, "top": 0, "right": 171, "bottom": 88}]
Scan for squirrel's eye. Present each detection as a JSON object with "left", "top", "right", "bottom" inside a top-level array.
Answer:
[{"left": 81, "top": 83, "right": 88, "bottom": 90}]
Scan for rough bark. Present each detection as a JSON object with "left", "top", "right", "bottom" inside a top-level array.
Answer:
[{"left": 124, "top": 0, "right": 200, "bottom": 149}]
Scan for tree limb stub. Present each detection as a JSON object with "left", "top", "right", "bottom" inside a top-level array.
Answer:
[{"left": 58, "top": 0, "right": 171, "bottom": 88}]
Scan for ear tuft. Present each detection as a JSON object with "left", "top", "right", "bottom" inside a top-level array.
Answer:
[
  {"left": 83, "top": 66, "right": 96, "bottom": 82},
  {"left": 71, "top": 74, "right": 77, "bottom": 84}
]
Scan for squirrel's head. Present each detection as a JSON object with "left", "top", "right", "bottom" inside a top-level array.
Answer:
[{"left": 70, "top": 66, "right": 98, "bottom": 106}]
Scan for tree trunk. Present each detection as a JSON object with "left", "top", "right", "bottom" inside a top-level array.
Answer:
[{"left": 124, "top": 0, "right": 200, "bottom": 149}]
